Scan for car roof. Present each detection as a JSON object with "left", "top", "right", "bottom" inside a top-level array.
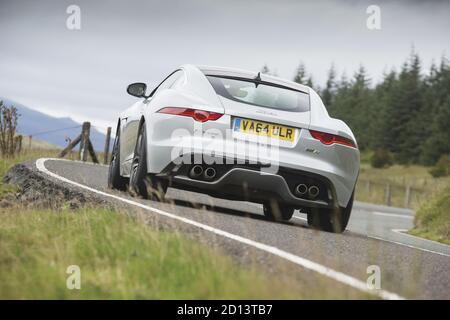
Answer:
[{"left": 192, "top": 64, "right": 310, "bottom": 94}]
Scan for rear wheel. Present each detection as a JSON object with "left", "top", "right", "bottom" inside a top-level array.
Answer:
[
  {"left": 307, "top": 192, "right": 354, "bottom": 233},
  {"left": 107, "top": 125, "right": 128, "bottom": 191},
  {"left": 263, "top": 201, "right": 295, "bottom": 221},
  {"left": 128, "top": 123, "right": 167, "bottom": 200}
]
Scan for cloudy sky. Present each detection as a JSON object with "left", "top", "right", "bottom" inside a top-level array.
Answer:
[{"left": 1, "top": 0, "right": 449, "bottom": 131}]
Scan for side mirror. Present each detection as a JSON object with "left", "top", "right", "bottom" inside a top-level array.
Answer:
[{"left": 127, "top": 83, "right": 147, "bottom": 98}]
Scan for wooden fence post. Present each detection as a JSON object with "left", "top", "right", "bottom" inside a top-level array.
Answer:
[
  {"left": 103, "top": 127, "right": 111, "bottom": 165},
  {"left": 79, "top": 122, "right": 90, "bottom": 162},
  {"left": 59, "top": 134, "right": 81, "bottom": 158},
  {"left": 15, "top": 135, "right": 22, "bottom": 154},
  {"left": 366, "top": 180, "right": 371, "bottom": 194},
  {"left": 58, "top": 121, "right": 100, "bottom": 163},
  {"left": 385, "top": 183, "right": 392, "bottom": 206},
  {"left": 28, "top": 135, "right": 32, "bottom": 149},
  {"left": 404, "top": 185, "right": 411, "bottom": 208},
  {"left": 87, "top": 140, "right": 99, "bottom": 164}
]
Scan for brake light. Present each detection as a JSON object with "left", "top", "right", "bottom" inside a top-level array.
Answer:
[
  {"left": 157, "top": 107, "right": 223, "bottom": 122},
  {"left": 309, "top": 130, "right": 356, "bottom": 148}
]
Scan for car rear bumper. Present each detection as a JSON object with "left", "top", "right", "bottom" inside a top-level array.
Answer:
[
  {"left": 145, "top": 116, "right": 359, "bottom": 208},
  {"left": 168, "top": 166, "right": 337, "bottom": 209}
]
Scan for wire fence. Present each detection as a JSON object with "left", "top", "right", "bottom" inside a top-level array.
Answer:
[
  {"left": 355, "top": 178, "right": 444, "bottom": 209},
  {"left": 22, "top": 123, "right": 114, "bottom": 152},
  {"left": 27, "top": 125, "right": 82, "bottom": 137},
  {"left": 13, "top": 121, "right": 112, "bottom": 165}
]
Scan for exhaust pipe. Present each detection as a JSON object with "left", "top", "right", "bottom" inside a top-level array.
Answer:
[
  {"left": 203, "top": 167, "right": 217, "bottom": 181},
  {"left": 294, "top": 184, "right": 308, "bottom": 197},
  {"left": 189, "top": 165, "right": 203, "bottom": 179},
  {"left": 308, "top": 185, "right": 320, "bottom": 199}
]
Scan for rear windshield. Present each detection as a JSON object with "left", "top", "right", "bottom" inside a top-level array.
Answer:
[{"left": 206, "top": 76, "right": 310, "bottom": 112}]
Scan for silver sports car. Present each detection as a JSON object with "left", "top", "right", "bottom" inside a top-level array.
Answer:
[{"left": 108, "top": 65, "right": 360, "bottom": 232}]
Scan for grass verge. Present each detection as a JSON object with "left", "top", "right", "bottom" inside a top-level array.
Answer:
[
  {"left": 1, "top": 151, "right": 307, "bottom": 299},
  {"left": 356, "top": 163, "right": 450, "bottom": 209},
  {"left": 0, "top": 149, "right": 59, "bottom": 185},
  {"left": 0, "top": 149, "right": 107, "bottom": 193},
  {"left": 0, "top": 206, "right": 312, "bottom": 299},
  {"left": 409, "top": 184, "right": 450, "bottom": 245},
  {"left": 0, "top": 149, "right": 58, "bottom": 197}
]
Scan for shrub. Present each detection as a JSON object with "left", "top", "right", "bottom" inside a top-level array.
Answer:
[
  {"left": 429, "top": 155, "right": 450, "bottom": 178},
  {"left": 0, "top": 101, "right": 20, "bottom": 157},
  {"left": 370, "top": 148, "right": 393, "bottom": 168},
  {"left": 411, "top": 183, "right": 450, "bottom": 244}
]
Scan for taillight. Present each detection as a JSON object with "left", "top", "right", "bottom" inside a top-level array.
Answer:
[
  {"left": 157, "top": 107, "right": 223, "bottom": 122},
  {"left": 309, "top": 130, "right": 356, "bottom": 148}
]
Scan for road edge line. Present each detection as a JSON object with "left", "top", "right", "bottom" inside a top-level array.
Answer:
[
  {"left": 372, "top": 212, "right": 414, "bottom": 219},
  {"left": 391, "top": 229, "right": 450, "bottom": 251},
  {"left": 367, "top": 234, "right": 450, "bottom": 258}
]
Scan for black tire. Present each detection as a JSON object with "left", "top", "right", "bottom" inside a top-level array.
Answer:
[
  {"left": 307, "top": 192, "right": 354, "bottom": 233},
  {"left": 107, "top": 125, "right": 128, "bottom": 191},
  {"left": 263, "top": 201, "right": 295, "bottom": 221},
  {"left": 128, "top": 123, "right": 167, "bottom": 200}
]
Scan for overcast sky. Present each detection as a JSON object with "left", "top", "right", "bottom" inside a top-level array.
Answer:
[{"left": 1, "top": 0, "right": 449, "bottom": 131}]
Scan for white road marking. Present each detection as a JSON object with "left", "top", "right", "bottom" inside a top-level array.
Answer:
[
  {"left": 367, "top": 233, "right": 450, "bottom": 258},
  {"left": 392, "top": 229, "right": 409, "bottom": 233},
  {"left": 372, "top": 211, "right": 414, "bottom": 219},
  {"left": 391, "top": 229, "right": 450, "bottom": 251},
  {"left": 296, "top": 209, "right": 449, "bottom": 258},
  {"left": 36, "top": 158, "right": 405, "bottom": 300}
]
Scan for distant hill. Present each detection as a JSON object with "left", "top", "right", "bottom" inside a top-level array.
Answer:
[{"left": 0, "top": 98, "right": 109, "bottom": 151}]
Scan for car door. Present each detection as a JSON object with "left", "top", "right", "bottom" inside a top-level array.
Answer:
[
  {"left": 120, "top": 70, "right": 184, "bottom": 176},
  {"left": 119, "top": 100, "right": 147, "bottom": 176}
]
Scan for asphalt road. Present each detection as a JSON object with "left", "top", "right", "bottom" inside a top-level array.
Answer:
[{"left": 34, "top": 158, "right": 450, "bottom": 299}]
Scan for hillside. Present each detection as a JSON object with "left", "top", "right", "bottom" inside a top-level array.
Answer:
[{"left": 0, "top": 98, "right": 109, "bottom": 151}]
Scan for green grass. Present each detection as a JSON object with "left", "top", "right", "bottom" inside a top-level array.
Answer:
[
  {"left": 0, "top": 149, "right": 59, "bottom": 175},
  {"left": 0, "top": 149, "right": 60, "bottom": 194},
  {"left": 0, "top": 148, "right": 108, "bottom": 194},
  {"left": 409, "top": 184, "right": 450, "bottom": 245},
  {"left": 357, "top": 160, "right": 450, "bottom": 243},
  {"left": 0, "top": 207, "right": 316, "bottom": 299},
  {"left": 356, "top": 163, "right": 450, "bottom": 209},
  {"left": 0, "top": 150, "right": 308, "bottom": 299}
]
